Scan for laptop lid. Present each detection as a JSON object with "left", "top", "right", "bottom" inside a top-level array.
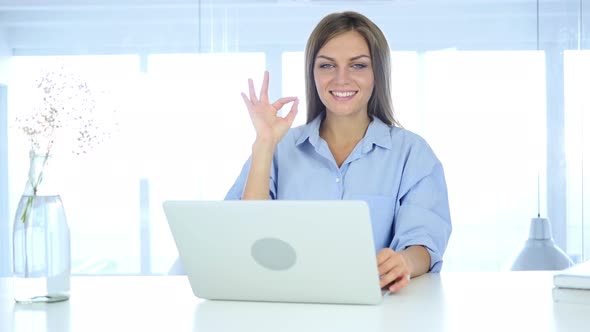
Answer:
[{"left": 163, "top": 200, "right": 383, "bottom": 305}]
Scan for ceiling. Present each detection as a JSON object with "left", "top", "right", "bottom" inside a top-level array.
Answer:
[{"left": 0, "top": 0, "right": 586, "bottom": 55}]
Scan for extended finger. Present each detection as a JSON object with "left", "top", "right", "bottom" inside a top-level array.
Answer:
[
  {"left": 248, "top": 78, "right": 258, "bottom": 103},
  {"left": 241, "top": 92, "right": 253, "bottom": 108},
  {"left": 259, "top": 71, "right": 269, "bottom": 103}
]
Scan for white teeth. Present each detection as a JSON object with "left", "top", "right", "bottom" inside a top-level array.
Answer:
[{"left": 332, "top": 91, "right": 356, "bottom": 97}]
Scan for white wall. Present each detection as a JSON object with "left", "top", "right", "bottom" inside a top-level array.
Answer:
[
  {"left": 0, "top": 28, "right": 10, "bottom": 83},
  {"left": 0, "top": 27, "right": 10, "bottom": 276}
]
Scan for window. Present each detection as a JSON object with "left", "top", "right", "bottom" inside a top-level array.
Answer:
[
  {"left": 1, "top": 1, "right": 588, "bottom": 275},
  {"left": 283, "top": 50, "right": 547, "bottom": 271},
  {"left": 564, "top": 50, "right": 590, "bottom": 262},
  {"left": 6, "top": 53, "right": 265, "bottom": 275}
]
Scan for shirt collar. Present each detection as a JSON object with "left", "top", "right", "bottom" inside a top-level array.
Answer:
[
  {"left": 295, "top": 112, "right": 393, "bottom": 151},
  {"left": 295, "top": 112, "right": 324, "bottom": 147},
  {"left": 362, "top": 116, "right": 393, "bottom": 152}
]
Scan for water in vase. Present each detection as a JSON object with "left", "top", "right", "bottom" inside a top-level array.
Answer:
[{"left": 13, "top": 195, "right": 71, "bottom": 303}]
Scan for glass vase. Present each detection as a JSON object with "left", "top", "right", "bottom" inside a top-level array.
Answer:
[{"left": 12, "top": 151, "right": 71, "bottom": 303}]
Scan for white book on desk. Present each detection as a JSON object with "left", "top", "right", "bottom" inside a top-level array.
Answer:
[
  {"left": 552, "top": 287, "right": 590, "bottom": 305},
  {"left": 553, "top": 260, "right": 590, "bottom": 289}
]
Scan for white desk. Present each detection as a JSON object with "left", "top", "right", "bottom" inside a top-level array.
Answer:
[{"left": 1, "top": 272, "right": 589, "bottom": 332}]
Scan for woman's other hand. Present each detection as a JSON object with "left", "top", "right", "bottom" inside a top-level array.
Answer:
[
  {"left": 241, "top": 71, "right": 299, "bottom": 146},
  {"left": 376, "top": 248, "right": 412, "bottom": 293}
]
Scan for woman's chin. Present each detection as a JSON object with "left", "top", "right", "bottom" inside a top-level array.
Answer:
[{"left": 325, "top": 107, "right": 367, "bottom": 118}]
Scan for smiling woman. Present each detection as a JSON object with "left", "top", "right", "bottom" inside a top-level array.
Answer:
[
  {"left": 226, "top": 11, "right": 452, "bottom": 294},
  {"left": 305, "top": 12, "right": 398, "bottom": 129},
  {"left": 313, "top": 31, "right": 375, "bottom": 122},
  {"left": 1, "top": 0, "right": 588, "bottom": 278}
]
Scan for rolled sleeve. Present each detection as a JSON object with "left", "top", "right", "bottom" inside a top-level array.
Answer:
[
  {"left": 224, "top": 157, "right": 277, "bottom": 200},
  {"left": 224, "top": 158, "right": 250, "bottom": 200},
  {"left": 390, "top": 163, "right": 452, "bottom": 272}
]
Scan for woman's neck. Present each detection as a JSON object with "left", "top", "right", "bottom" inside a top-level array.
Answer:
[{"left": 319, "top": 112, "right": 371, "bottom": 145}]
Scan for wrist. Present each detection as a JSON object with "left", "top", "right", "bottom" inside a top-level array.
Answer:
[
  {"left": 400, "top": 249, "right": 415, "bottom": 277},
  {"left": 252, "top": 137, "right": 277, "bottom": 155}
]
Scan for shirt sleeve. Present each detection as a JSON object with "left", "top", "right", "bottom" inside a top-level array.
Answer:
[
  {"left": 389, "top": 155, "right": 452, "bottom": 273},
  {"left": 224, "top": 157, "right": 277, "bottom": 200}
]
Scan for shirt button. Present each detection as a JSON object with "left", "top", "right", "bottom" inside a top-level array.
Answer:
[{"left": 336, "top": 178, "right": 340, "bottom": 183}]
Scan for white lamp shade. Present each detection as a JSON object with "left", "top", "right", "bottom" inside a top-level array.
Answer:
[{"left": 511, "top": 218, "right": 574, "bottom": 271}]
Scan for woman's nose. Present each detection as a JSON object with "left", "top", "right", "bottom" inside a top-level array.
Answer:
[{"left": 334, "top": 67, "right": 351, "bottom": 83}]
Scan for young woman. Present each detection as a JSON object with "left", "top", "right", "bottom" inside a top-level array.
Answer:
[{"left": 226, "top": 11, "right": 452, "bottom": 293}]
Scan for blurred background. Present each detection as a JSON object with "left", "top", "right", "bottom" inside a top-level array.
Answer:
[{"left": 0, "top": 0, "right": 588, "bottom": 275}]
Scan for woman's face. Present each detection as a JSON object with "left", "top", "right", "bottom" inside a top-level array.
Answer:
[{"left": 313, "top": 30, "right": 374, "bottom": 118}]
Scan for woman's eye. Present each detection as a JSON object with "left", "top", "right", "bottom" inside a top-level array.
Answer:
[
  {"left": 352, "top": 63, "right": 367, "bottom": 69},
  {"left": 319, "top": 63, "right": 334, "bottom": 69}
]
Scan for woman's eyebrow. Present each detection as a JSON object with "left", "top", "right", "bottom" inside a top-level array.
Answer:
[
  {"left": 316, "top": 55, "right": 335, "bottom": 61},
  {"left": 316, "top": 54, "right": 371, "bottom": 61},
  {"left": 350, "top": 55, "right": 370, "bottom": 61}
]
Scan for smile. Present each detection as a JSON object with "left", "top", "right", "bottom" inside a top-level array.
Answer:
[{"left": 330, "top": 91, "right": 357, "bottom": 98}]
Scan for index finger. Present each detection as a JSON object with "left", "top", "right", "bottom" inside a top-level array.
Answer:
[
  {"left": 259, "top": 70, "right": 269, "bottom": 103},
  {"left": 248, "top": 78, "right": 258, "bottom": 103}
]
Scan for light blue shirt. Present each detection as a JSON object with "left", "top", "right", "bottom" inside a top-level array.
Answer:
[{"left": 225, "top": 113, "right": 452, "bottom": 272}]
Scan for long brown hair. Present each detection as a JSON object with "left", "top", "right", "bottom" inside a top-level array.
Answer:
[{"left": 304, "top": 11, "right": 399, "bottom": 127}]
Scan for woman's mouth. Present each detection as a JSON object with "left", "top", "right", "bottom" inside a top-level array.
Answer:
[{"left": 330, "top": 90, "right": 358, "bottom": 100}]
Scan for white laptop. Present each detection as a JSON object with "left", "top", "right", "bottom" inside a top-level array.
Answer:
[{"left": 163, "top": 200, "right": 384, "bottom": 305}]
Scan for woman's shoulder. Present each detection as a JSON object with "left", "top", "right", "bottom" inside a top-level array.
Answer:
[
  {"left": 386, "top": 126, "right": 440, "bottom": 161},
  {"left": 378, "top": 123, "right": 430, "bottom": 149},
  {"left": 391, "top": 126, "right": 428, "bottom": 145}
]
